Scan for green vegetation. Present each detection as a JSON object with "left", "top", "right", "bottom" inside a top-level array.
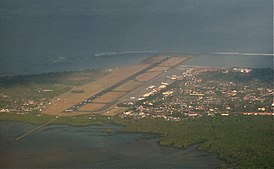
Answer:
[
  {"left": 200, "top": 68, "right": 273, "bottom": 84},
  {"left": 1, "top": 111, "right": 273, "bottom": 168},
  {"left": 71, "top": 89, "right": 85, "bottom": 93},
  {"left": 0, "top": 68, "right": 273, "bottom": 168},
  {"left": 0, "top": 69, "right": 104, "bottom": 86},
  {"left": 114, "top": 115, "right": 274, "bottom": 169},
  {"left": 0, "top": 112, "right": 53, "bottom": 124},
  {"left": 0, "top": 69, "right": 107, "bottom": 111},
  {"left": 55, "top": 115, "right": 112, "bottom": 126},
  {"left": 0, "top": 112, "right": 112, "bottom": 126}
]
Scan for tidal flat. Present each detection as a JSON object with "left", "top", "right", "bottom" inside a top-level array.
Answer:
[{"left": 0, "top": 121, "right": 226, "bottom": 168}]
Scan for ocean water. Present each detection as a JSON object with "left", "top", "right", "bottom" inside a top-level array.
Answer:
[
  {"left": 1, "top": 1, "right": 272, "bottom": 76},
  {"left": 186, "top": 54, "right": 273, "bottom": 68},
  {"left": 1, "top": 53, "right": 272, "bottom": 77},
  {"left": 0, "top": 53, "right": 152, "bottom": 76},
  {"left": 0, "top": 121, "right": 227, "bottom": 168}
]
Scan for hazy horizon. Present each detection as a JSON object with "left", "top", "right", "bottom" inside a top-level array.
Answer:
[{"left": 0, "top": 0, "right": 273, "bottom": 75}]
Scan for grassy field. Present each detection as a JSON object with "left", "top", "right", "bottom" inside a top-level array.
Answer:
[
  {"left": 148, "top": 66, "right": 170, "bottom": 72},
  {"left": 93, "top": 91, "right": 127, "bottom": 103},
  {"left": 136, "top": 71, "right": 163, "bottom": 82},
  {"left": 0, "top": 69, "right": 106, "bottom": 111},
  {"left": 78, "top": 103, "right": 106, "bottom": 111},
  {"left": 0, "top": 112, "right": 111, "bottom": 126},
  {"left": 113, "top": 80, "right": 142, "bottom": 92},
  {"left": 158, "top": 57, "right": 188, "bottom": 67}
]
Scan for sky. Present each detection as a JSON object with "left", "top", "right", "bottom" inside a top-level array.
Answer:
[{"left": 0, "top": 0, "right": 273, "bottom": 75}]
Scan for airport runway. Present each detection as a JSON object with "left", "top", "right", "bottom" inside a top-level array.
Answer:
[
  {"left": 63, "top": 57, "right": 170, "bottom": 113},
  {"left": 66, "top": 56, "right": 191, "bottom": 114}
]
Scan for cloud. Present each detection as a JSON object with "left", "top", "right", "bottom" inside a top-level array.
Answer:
[
  {"left": 213, "top": 52, "right": 274, "bottom": 56},
  {"left": 94, "top": 50, "right": 182, "bottom": 57},
  {"left": 94, "top": 52, "right": 117, "bottom": 57},
  {"left": 53, "top": 56, "right": 66, "bottom": 63}
]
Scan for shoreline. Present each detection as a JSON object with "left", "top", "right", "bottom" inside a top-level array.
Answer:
[
  {"left": 1, "top": 57, "right": 273, "bottom": 168},
  {"left": 2, "top": 120, "right": 227, "bottom": 168},
  {"left": 1, "top": 114, "right": 274, "bottom": 168},
  {"left": 0, "top": 119, "right": 230, "bottom": 167}
]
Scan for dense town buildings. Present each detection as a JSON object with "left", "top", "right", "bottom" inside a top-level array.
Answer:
[{"left": 119, "top": 67, "right": 273, "bottom": 120}]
